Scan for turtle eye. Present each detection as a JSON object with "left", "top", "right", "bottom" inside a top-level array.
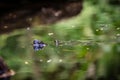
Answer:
[{"left": 54, "top": 40, "right": 59, "bottom": 46}]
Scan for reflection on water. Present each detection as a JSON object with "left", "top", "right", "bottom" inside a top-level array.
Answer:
[
  {"left": 54, "top": 38, "right": 120, "bottom": 46},
  {"left": 0, "top": 24, "right": 120, "bottom": 80},
  {"left": 0, "top": 25, "right": 120, "bottom": 80}
]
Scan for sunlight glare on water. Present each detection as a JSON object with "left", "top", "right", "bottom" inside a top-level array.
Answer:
[{"left": 26, "top": 27, "right": 30, "bottom": 30}]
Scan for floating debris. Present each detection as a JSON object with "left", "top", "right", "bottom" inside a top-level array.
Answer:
[
  {"left": 86, "top": 47, "right": 90, "bottom": 50},
  {"left": 48, "top": 32, "right": 54, "bottom": 36},
  {"left": 100, "top": 28, "right": 104, "bottom": 31},
  {"left": 26, "top": 27, "right": 30, "bottom": 30},
  {"left": 96, "top": 29, "right": 99, "bottom": 32},
  {"left": 47, "top": 59, "right": 52, "bottom": 63},
  {"left": 116, "top": 34, "right": 120, "bottom": 36},
  {"left": 4, "top": 26, "right": 8, "bottom": 29},
  {"left": 25, "top": 61, "right": 29, "bottom": 64},
  {"left": 116, "top": 27, "right": 120, "bottom": 30},
  {"left": 59, "top": 59, "right": 63, "bottom": 62},
  {"left": 40, "top": 59, "right": 43, "bottom": 62}
]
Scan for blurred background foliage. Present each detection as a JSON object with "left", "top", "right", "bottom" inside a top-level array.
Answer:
[{"left": 0, "top": 0, "right": 120, "bottom": 80}]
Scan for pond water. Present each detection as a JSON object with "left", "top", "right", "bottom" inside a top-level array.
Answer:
[{"left": 0, "top": 23, "right": 119, "bottom": 80}]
